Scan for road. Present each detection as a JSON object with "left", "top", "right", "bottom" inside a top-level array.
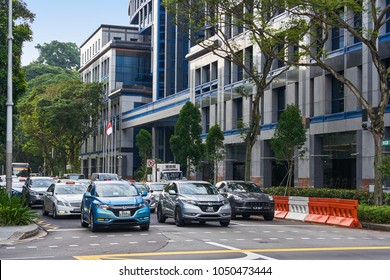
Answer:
[{"left": 1, "top": 210, "right": 390, "bottom": 260}]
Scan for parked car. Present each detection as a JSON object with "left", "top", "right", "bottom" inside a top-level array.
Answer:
[
  {"left": 42, "top": 181, "right": 87, "bottom": 218},
  {"left": 80, "top": 181, "right": 150, "bottom": 232},
  {"left": 21, "top": 177, "right": 56, "bottom": 207},
  {"left": 133, "top": 182, "right": 157, "bottom": 213},
  {"left": 215, "top": 180, "right": 275, "bottom": 220},
  {"left": 144, "top": 182, "right": 166, "bottom": 202},
  {"left": 90, "top": 173, "right": 120, "bottom": 181},
  {"left": 156, "top": 180, "right": 231, "bottom": 227}
]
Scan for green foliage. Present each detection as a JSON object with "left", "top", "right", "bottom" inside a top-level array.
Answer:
[
  {"left": 17, "top": 80, "right": 104, "bottom": 174},
  {"left": 205, "top": 124, "right": 225, "bottom": 183},
  {"left": 0, "top": 0, "right": 34, "bottom": 165},
  {"left": 0, "top": 189, "right": 37, "bottom": 226},
  {"left": 358, "top": 205, "right": 390, "bottom": 224},
  {"left": 35, "top": 40, "right": 80, "bottom": 70},
  {"left": 170, "top": 101, "right": 204, "bottom": 177},
  {"left": 135, "top": 129, "right": 153, "bottom": 181},
  {"left": 271, "top": 104, "right": 307, "bottom": 188}
]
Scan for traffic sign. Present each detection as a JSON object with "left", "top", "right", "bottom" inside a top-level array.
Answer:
[
  {"left": 382, "top": 140, "right": 390, "bottom": 146},
  {"left": 147, "top": 159, "right": 155, "bottom": 168}
]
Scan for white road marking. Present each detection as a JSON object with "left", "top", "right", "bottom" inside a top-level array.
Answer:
[
  {"left": 90, "top": 244, "right": 100, "bottom": 246},
  {"left": 206, "top": 241, "right": 277, "bottom": 260},
  {"left": 48, "top": 245, "right": 58, "bottom": 248}
]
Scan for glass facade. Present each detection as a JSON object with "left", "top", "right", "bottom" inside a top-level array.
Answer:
[{"left": 116, "top": 52, "right": 152, "bottom": 88}]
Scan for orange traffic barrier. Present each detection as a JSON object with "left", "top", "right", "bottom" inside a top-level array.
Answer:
[
  {"left": 305, "top": 200, "right": 330, "bottom": 224},
  {"left": 305, "top": 197, "right": 362, "bottom": 228},
  {"left": 273, "top": 196, "right": 289, "bottom": 219},
  {"left": 327, "top": 202, "right": 362, "bottom": 228}
]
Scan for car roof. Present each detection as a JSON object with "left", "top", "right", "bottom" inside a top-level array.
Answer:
[{"left": 92, "top": 180, "right": 130, "bottom": 186}]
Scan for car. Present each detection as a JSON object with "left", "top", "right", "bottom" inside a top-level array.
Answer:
[
  {"left": 144, "top": 182, "right": 166, "bottom": 202},
  {"left": 21, "top": 177, "right": 56, "bottom": 207},
  {"left": 42, "top": 181, "right": 87, "bottom": 218},
  {"left": 215, "top": 180, "right": 275, "bottom": 220},
  {"left": 80, "top": 181, "right": 150, "bottom": 232},
  {"left": 156, "top": 180, "right": 231, "bottom": 227},
  {"left": 90, "top": 172, "right": 120, "bottom": 181},
  {"left": 133, "top": 182, "right": 157, "bottom": 213}
]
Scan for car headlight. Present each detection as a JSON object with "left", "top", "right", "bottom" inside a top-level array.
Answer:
[
  {"left": 222, "top": 199, "right": 230, "bottom": 205},
  {"left": 93, "top": 202, "right": 110, "bottom": 210},
  {"left": 268, "top": 195, "right": 274, "bottom": 201},
  {"left": 57, "top": 200, "right": 65, "bottom": 206},
  {"left": 233, "top": 195, "right": 243, "bottom": 201},
  {"left": 139, "top": 201, "right": 148, "bottom": 208},
  {"left": 29, "top": 190, "right": 39, "bottom": 196},
  {"left": 182, "top": 199, "right": 197, "bottom": 205}
]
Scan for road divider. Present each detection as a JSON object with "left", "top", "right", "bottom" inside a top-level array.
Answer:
[{"left": 273, "top": 196, "right": 362, "bottom": 228}]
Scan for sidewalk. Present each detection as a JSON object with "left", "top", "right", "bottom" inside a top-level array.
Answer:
[{"left": 0, "top": 223, "right": 41, "bottom": 245}]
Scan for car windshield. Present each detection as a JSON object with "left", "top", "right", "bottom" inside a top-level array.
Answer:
[
  {"left": 96, "top": 184, "right": 139, "bottom": 197},
  {"left": 30, "top": 179, "right": 54, "bottom": 189},
  {"left": 56, "top": 185, "right": 86, "bottom": 195},
  {"left": 135, "top": 184, "right": 148, "bottom": 192},
  {"left": 149, "top": 184, "right": 164, "bottom": 191},
  {"left": 227, "top": 182, "right": 262, "bottom": 193},
  {"left": 179, "top": 183, "right": 218, "bottom": 195}
]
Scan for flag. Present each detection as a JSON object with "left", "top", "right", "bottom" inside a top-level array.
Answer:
[{"left": 106, "top": 122, "right": 113, "bottom": 136}]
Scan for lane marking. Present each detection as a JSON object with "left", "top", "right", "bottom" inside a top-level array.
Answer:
[{"left": 74, "top": 245, "right": 390, "bottom": 260}]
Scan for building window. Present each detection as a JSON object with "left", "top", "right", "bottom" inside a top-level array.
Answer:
[
  {"left": 331, "top": 26, "right": 344, "bottom": 50},
  {"left": 277, "top": 87, "right": 286, "bottom": 120},
  {"left": 387, "top": 0, "right": 390, "bottom": 33},
  {"left": 225, "top": 58, "right": 232, "bottom": 85},
  {"left": 331, "top": 73, "right": 344, "bottom": 113},
  {"left": 234, "top": 97, "right": 243, "bottom": 128},
  {"left": 203, "top": 107, "right": 210, "bottom": 133},
  {"left": 353, "top": 2, "right": 362, "bottom": 43}
]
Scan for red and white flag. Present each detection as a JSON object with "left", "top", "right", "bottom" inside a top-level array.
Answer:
[{"left": 106, "top": 122, "right": 113, "bottom": 136}]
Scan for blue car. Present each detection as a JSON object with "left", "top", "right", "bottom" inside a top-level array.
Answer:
[{"left": 80, "top": 181, "right": 150, "bottom": 232}]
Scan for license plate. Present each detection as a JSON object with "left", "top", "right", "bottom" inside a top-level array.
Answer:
[
  {"left": 206, "top": 207, "right": 214, "bottom": 212},
  {"left": 119, "top": 210, "right": 131, "bottom": 217},
  {"left": 253, "top": 207, "right": 262, "bottom": 210}
]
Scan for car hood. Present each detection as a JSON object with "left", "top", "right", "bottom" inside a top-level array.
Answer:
[
  {"left": 180, "top": 194, "right": 225, "bottom": 202},
  {"left": 231, "top": 192, "right": 271, "bottom": 201},
  {"left": 56, "top": 194, "right": 84, "bottom": 202},
  {"left": 95, "top": 196, "right": 143, "bottom": 205}
]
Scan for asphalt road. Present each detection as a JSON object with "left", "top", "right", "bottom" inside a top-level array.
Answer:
[{"left": 1, "top": 210, "right": 390, "bottom": 261}]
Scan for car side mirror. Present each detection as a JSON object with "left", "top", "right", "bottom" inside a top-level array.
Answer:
[
  {"left": 46, "top": 191, "right": 53, "bottom": 196},
  {"left": 168, "top": 190, "right": 177, "bottom": 195},
  {"left": 84, "top": 192, "right": 93, "bottom": 198}
]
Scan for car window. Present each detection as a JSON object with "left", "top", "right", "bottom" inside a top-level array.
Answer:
[
  {"left": 56, "top": 185, "right": 86, "bottom": 195},
  {"left": 179, "top": 183, "right": 218, "bottom": 195},
  {"left": 96, "top": 184, "right": 138, "bottom": 197}
]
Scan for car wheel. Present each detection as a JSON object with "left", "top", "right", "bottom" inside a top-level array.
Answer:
[
  {"left": 139, "top": 223, "right": 150, "bottom": 231},
  {"left": 42, "top": 202, "right": 48, "bottom": 216},
  {"left": 174, "top": 206, "right": 185, "bottom": 227},
  {"left": 263, "top": 212, "right": 274, "bottom": 221},
  {"left": 220, "top": 220, "right": 230, "bottom": 227},
  {"left": 80, "top": 209, "right": 88, "bottom": 228},
  {"left": 52, "top": 204, "right": 58, "bottom": 219},
  {"left": 242, "top": 214, "right": 251, "bottom": 219},
  {"left": 156, "top": 205, "right": 166, "bottom": 223},
  {"left": 90, "top": 212, "right": 99, "bottom": 232}
]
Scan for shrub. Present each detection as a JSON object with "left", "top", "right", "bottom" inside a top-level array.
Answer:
[
  {"left": 0, "top": 189, "right": 37, "bottom": 226},
  {"left": 358, "top": 205, "right": 390, "bottom": 224}
]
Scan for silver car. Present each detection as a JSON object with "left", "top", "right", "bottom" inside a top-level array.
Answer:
[
  {"left": 156, "top": 180, "right": 231, "bottom": 227},
  {"left": 42, "top": 182, "right": 87, "bottom": 218},
  {"left": 144, "top": 182, "right": 166, "bottom": 202}
]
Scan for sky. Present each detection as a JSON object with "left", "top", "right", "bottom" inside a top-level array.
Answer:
[{"left": 21, "top": 0, "right": 130, "bottom": 66}]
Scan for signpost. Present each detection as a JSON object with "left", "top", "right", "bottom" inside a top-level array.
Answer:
[{"left": 382, "top": 140, "right": 390, "bottom": 146}]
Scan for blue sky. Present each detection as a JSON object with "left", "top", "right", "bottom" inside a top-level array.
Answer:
[{"left": 22, "top": 0, "right": 130, "bottom": 65}]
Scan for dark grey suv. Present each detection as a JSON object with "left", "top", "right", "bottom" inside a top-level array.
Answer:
[
  {"left": 156, "top": 180, "right": 231, "bottom": 227},
  {"left": 215, "top": 180, "right": 274, "bottom": 220}
]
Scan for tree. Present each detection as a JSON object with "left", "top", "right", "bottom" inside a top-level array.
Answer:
[
  {"left": 170, "top": 101, "right": 204, "bottom": 177},
  {"left": 135, "top": 129, "right": 153, "bottom": 181},
  {"left": 17, "top": 80, "right": 104, "bottom": 174},
  {"left": 205, "top": 124, "right": 225, "bottom": 184},
  {"left": 22, "top": 63, "right": 80, "bottom": 83},
  {"left": 282, "top": 0, "right": 390, "bottom": 205},
  {"left": 163, "top": 0, "right": 296, "bottom": 181},
  {"left": 270, "top": 104, "right": 307, "bottom": 189},
  {"left": 35, "top": 40, "right": 80, "bottom": 70},
  {"left": 0, "top": 0, "right": 34, "bottom": 164}
]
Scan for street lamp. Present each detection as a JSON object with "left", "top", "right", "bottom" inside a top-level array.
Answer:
[{"left": 5, "top": 0, "right": 13, "bottom": 193}]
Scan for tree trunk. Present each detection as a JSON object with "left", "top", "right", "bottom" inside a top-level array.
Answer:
[{"left": 372, "top": 131, "right": 384, "bottom": 206}]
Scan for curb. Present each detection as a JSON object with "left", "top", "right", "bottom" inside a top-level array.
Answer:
[
  {"left": 361, "top": 222, "right": 390, "bottom": 232},
  {"left": 9, "top": 224, "right": 40, "bottom": 241}
]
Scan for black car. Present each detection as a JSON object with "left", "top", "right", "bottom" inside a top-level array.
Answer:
[
  {"left": 21, "top": 177, "right": 56, "bottom": 207},
  {"left": 215, "top": 180, "right": 274, "bottom": 220}
]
